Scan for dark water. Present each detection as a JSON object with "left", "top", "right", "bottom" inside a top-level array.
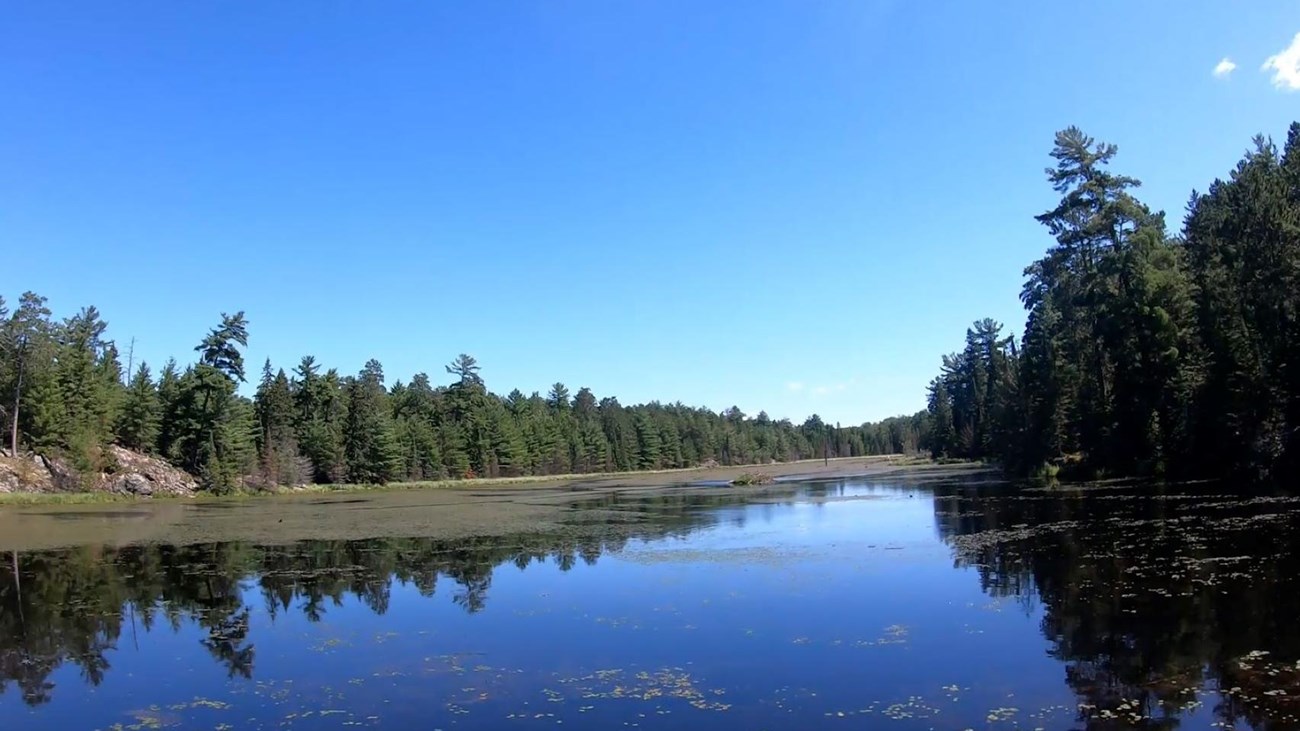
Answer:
[{"left": 3, "top": 476, "right": 1300, "bottom": 730}]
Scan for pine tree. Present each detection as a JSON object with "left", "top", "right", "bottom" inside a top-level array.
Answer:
[
  {"left": 293, "top": 357, "right": 348, "bottom": 483},
  {"left": 1184, "top": 124, "right": 1300, "bottom": 479},
  {"left": 254, "top": 361, "right": 304, "bottom": 486},
  {"left": 657, "top": 417, "right": 683, "bottom": 468},
  {"left": 927, "top": 378, "right": 954, "bottom": 458},
  {"left": 439, "top": 420, "right": 471, "bottom": 478},
  {"left": 391, "top": 373, "right": 442, "bottom": 480},
  {"left": 634, "top": 413, "right": 662, "bottom": 469},
  {"left": 196, "top": 312, "right": 249, "bottom": 383},
  {"left": 598, "top": 397, "right": 636, "bottom": 471},
  {"left": 547, "top": 383, "right": 571, "bottom": 412},
  {"left": 343, "top": 360, "right": 401, "bottom": 484},
  {"left": 3, "top": 292, "right": 53, "bottom": 455},
  {"left": 486, "top": 402, "right": 527, "bottom": 477},
  {"left": 156, "top": 359, "right": 184, "bottom": 459},
  {"left": 211, "top": 396, "right": 259, "bottom": 489},
  {"left": 55, "top": 306, "right": 122, "bottom": 472},
  {"left": 116, "top": 363, "right": 160, "bottom": 453},
  {"left": 445, "top": 354, "right": 482, "bottom": 387},
  {"left": 576, "top": 420, "right": 608, "bottom": 473},
  {"left": 176, "top": 312, "right": 254, "bottom": 493},
  {"left": 394, "top": 416, "right": 441, "bottom": 480},
  {"left": 1025, "top": 127, "right": 1163, "bottom": 471}
]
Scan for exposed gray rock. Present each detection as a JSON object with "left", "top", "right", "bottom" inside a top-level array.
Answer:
[
  {"left": 101, "top": 446, "right": 197, "bottom": 497},
  {"left": 40, "top": 454, "right": 82, "bottom": 491},
  {"left": 0, "top": 446, "right": 198, "bottom": 498},
  {"left": 108, "top": 472, "right": 153, "bottom": 497},
  {"left": 0, "top": 453, "right": 53, "bottom": 493}
]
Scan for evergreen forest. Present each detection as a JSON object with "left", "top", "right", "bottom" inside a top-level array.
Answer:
[
  {"left": 5, "top": 122, "right": 1299, "bottom": 491},
  {"left": 926, "top": 122, "right": 1300, "bottom": 482},
  {"left": 0, "top": 305, "right": 925, "bottom": 493}
]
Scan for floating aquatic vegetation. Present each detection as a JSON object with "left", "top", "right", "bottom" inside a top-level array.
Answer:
[
  {"left": 877, "top": 696, "right": 942, "bottom": 720},
  {"left": 985, "top": 705, "right": 1020, "bottom": 722},
  {"left": 549, "top": 667, "right": 732, "bottom": 712},
  {"left": 849, "top": 624, "right": 910, "bottom": 648},
  {"left": 20, "top": 478, "right": 1300, "bottom": 731}
]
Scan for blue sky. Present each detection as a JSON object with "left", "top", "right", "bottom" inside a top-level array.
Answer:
[{"left": 2, "top": 2, "right": 1298, "bottom": 425}]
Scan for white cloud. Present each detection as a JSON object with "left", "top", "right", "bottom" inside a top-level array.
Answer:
[
  {"left": 788, "top": 377, "right": 858, "bottom": 398},
  {"left": 1213, "top": 57, "right": 1237, "bottom": 79},
  {"left": 1262, "top": 32, "right": 1300, "bottom": 91}
]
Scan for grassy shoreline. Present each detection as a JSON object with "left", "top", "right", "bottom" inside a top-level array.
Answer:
[
  {"left": 303, "top": 454, "right": 925, "bottom": 492},
  {"left": 0, "top": 459, "right": 986, "bottom": 552},
  {"left": 0, "top": 454, "right": 932, "bottom": 506}
]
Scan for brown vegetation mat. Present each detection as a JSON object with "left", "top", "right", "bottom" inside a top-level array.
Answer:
[{"left": 0, "top": 459, "right": 980, "bottom": 551}]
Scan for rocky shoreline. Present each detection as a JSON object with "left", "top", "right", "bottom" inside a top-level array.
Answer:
[{"left": 0, "top": 446, "right": 198, "bottom": 498}]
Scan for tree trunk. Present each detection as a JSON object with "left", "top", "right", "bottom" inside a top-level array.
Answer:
[
  {"left": 10, "top": 347, "right": 24, "bottom": 457},
  {"left": 11, "top": 551, "right": 23, "bottom": 632}
]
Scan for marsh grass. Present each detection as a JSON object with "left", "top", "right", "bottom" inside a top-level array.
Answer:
[
  {"left": 306, "top": 456, "right": 896, "bottom": 493},
  {"left": 0, "top": 491, "right": 134, "bottom": 506},
  {"left": 1, "top": 455, "right": 933, "bottom": 506},
  {"left": 1029, "top": 462, "right": 1062, "bottom": 482}
]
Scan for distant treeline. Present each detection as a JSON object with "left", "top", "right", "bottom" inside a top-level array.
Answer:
[
  {"left": 927, "top": 123, "right": 1300, "bottom": 481},
  {"left": 0, "top": 297, "right": 928, "bottom": 492}
]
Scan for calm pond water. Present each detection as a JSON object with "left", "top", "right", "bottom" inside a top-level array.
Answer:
[{"left": 3, "top": 474, "right": 1300, "bottom": 730}]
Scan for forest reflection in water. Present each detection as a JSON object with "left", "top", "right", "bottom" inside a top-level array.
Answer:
[{"left": 2, "top": 477, "right": 1299, "bottom": 730}]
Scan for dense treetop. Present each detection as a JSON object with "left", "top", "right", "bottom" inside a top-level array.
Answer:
[{"left": 927, "top": 121, "right": 1300, "bottom": 483}]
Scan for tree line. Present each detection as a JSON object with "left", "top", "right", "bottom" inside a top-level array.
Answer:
[
  {"left": 0, "top": 301, "right": 928, "bottom": 492},
  {"left": 927, "top": 122, "right": 1300, "bottom": 481}
]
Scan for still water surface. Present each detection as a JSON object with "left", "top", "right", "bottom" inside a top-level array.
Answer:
[{"left": 3, "top": 474, "right": 1299, "bottom": 730}]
